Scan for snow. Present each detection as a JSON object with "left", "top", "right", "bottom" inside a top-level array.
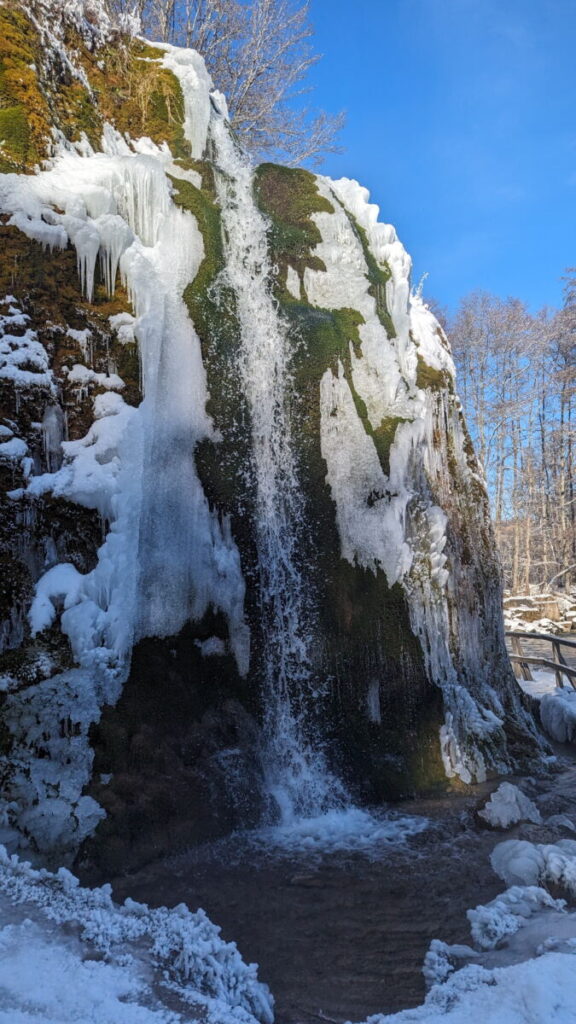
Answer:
[
  {"left": 518, "top": 668, "right": 559, "bottom": 700},
  {"left": 478, "top": 782, "right": 542, "bottom": 829},
  {"left": 466, "top": 885, "right": 565, "bottom": 950},
  {"left": 28, "top": 563, "right": 85, "bottom": 635},
  {"left": 516, "top": 671, "right": 576, "bottom": 743},
  {"left": 285, "top": 264, "right": 301, "bottom": 299},
  {"left": 540, "top": 687, "right": 576, "bottom": 743},
  {"left": 491, "top": 837, "right": 576, "bottom": 894},
  {"left": 0, "top": 436, "right": 28, "bottom": 461},
  {"left": 358, "top": 953, "right": 576, "bottom": 1022},
  {"left": 109, "top": 310, "right": 137, "bottom": 344},
  {"left": 307, "top": 174, "right": 425, "bottom": 585},
  {"left": 320, "top": 361, "right": 413, "bottom": 583},
  {"left": 196, "top": 636, "right": 227, "bottom": 658},
  {"left": 66, "top": 362, "right": 125, "bottom": 390},
  {"left": 0, "top": 300, "right": 54, "bottom": 391},
  {"left": 0, "top": 846, "right": 273, "bottom": 1024},
  {"left": 26, "top": 392, "right": 135, "bottom": 519},
  {"left": 158, "top": 44, "right": 214, "bottom": 160}
]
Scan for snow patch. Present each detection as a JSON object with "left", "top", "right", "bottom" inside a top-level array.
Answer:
[
  {"left": 66, "top": 362, "right": 125, "bottom": 391},
  {"left": 467, "top": 885, "right": 564, "bottom": 950}
]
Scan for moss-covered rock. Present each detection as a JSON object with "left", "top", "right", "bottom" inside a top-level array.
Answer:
[
  {"left": 254, "top": 163, "right": 333, "bottom": 300},
  {"left": 0, "top": 5, "right": 188, "bottom": 170}
]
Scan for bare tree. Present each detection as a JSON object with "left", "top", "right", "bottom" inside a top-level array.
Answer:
[{"left": 450, "top": 283, "right": 576, "bottom": 594}]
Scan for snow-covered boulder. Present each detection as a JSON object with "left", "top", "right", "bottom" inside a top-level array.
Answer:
[
  {"left": 478, "top": 782, "right": 541, "bottom": 829},
  {"left": 540, "top": 688, "right": 576, "bottom": 743}
]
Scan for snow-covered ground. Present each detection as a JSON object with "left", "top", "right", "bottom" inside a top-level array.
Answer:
[{"left": 0, "top": 845, "right": 273, "bottom": 1024}]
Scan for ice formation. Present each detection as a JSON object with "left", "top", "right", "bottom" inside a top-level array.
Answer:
[
  {"left": 491, "top": 837, "right": 576, "bottom": 894},
  {"left": 0, "top": 49, "right": 251, "bottom": 853},
  {"left": 0, "top": 845, "right": 273, "bottom": 1024},
  {"left": 478, "top": 782, "right": 542, "bottom": 829},
  {"left": 466, "top": 885, "right": 566, "bottom": 950},
  {"left": 540, "top": 687, "right": 576, "bottom": 743},
  {"left": 302, "top": 174, "right": 513, "bottom": 785},
  {"left": 0, "top": 301, "right": 54, "bottom": 391}
]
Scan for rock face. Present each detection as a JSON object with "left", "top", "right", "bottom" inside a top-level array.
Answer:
[{"left": 0, "top": 0, "right": 542, "bottom": 872}]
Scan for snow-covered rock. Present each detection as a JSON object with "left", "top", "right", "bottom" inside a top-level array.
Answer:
[
  {"left": 540, "top": 688, "right": 576, "bottom": 743},
  {"left": 491, "top": 837, "right": 576, "bottom": 894},
  {"left": 478, "top": 782, "right": 542, "bottom": 829}
]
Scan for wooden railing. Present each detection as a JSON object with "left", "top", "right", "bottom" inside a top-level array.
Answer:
[{"left": 506, "top": 630, "right": 576, "bottom": 689}]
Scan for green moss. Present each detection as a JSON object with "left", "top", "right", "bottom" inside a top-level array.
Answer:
[
  {"left": 0, "top": 10, "right": 190, "bottom": 168},
  {"left": 415, "top": 352, "right": 453, "bottom": 392},
  {"left": 333, "top": 663, "right": 450, "bottom": 799},
  {"left": 173, "top": 157, "right": 216, "bottom": 194},
  {"left": 171, "top": 175, "right": 224, "bottom": 323},
  {"left": 0, "top": 106, "right": 31, "bottom": 167},
  {"left": 0, "top": 6, "right": 49, "bottom": 169},
  {"left": 371, "top": 415, "right": 409, "bottom": 477},
  {"left": 286, "top": 301, "right": 406, "bottom": 478},
  {"left": 169, "top": 173, "right": 254, "bottom": 532},
  {"left": 133, "top": 41, "right": 166, "bottom": 60},
  {"left": 69, "top": 38, "right": 188, "bottom": 158},
  {"left": 254, "top": 163, "right": 334, "bottom": 298}
]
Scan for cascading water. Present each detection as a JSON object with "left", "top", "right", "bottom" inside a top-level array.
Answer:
[{"left": 209, "top": 113, "right": 348, "bottom": 824}]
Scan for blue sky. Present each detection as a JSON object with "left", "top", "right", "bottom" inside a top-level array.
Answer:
[{"left": 307, "top": 0, "right": 576, "bottom": 313}]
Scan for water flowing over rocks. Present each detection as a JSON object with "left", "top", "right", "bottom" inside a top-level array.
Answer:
[{"left": 0, "top": 2, "right": 544, "bottom": 876}]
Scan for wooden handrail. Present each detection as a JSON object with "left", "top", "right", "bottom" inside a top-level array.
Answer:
[
  {"left": 505, "top": 629, "right": 576, "bottom": 690},
  {"left": 508, "top": 655, "right": 576, "bottom": 678},
  {"left": 506, "top": 630, "right": 576, "bottom": 651}
]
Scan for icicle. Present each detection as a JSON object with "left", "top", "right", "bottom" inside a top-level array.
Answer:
[
  {"left": 94, "top": 214, "right": 134, "bottom": 297},
  {"left": 73, "top": 223, "right": 100, "bottom": 302},
  {"left": 42, "top": 403, "right": 64, "bottom": 473}
]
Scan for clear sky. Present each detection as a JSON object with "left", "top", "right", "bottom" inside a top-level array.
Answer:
[{"left": 307, "top": 0, "right": 576, "bottom": 314}]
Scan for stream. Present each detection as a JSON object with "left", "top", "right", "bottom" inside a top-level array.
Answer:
[{"left": 108, "top": 758, "right": 576, "bottom": 1024}]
